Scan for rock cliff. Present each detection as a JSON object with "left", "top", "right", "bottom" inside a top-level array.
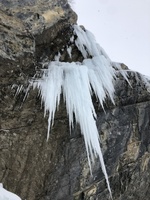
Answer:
[{"left": 0, "top": 0, "right": 150, "bottom": 200}]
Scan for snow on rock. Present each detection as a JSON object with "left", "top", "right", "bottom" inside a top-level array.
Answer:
[
  {"left": 142, "top": 75, "right": 150, "bottom": 93},
  {"left": 0, "top": 183, "right": 21, "bottom": 200},
  {"left": 135, "top": 73, "right": 150, "bottom": 93},
  {"left": 112, "top": 61, "right": 131, "bottom": 86},
  {"left": 30, "top": 25, "right": 130, "bottom": 198},
  {"left": 67, "top": 46, "right": 72, "bottom": 58}
]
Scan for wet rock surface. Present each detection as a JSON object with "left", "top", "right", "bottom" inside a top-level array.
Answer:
[{"left": 0, "top": 1, "right": 150, "bottom": 200}]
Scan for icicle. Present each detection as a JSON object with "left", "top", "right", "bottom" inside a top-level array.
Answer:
[
  {"left": 32, "top": 63, "right": 64, "bottom": 140},
  {"left": 67, "top": 46, "right": 72, "bottom": 58},
  {"left": 70, "top": 35, "right": 74, "bottom": 43},
  {"left": 15, "top": 85, "right": 23, "bottom": 97},
  {"left": 30, "top": 25, "right": 132, "bottom": 199},
  {"left": 54, "top": 52, "right": 61, "bottom": 62},
  {"left": 30, "top": 60, "right": 114, "bottom": 198}
]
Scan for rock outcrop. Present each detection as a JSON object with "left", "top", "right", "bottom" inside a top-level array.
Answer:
[{"left": 0, "top": 1, "right": 150, "bottom": 200}]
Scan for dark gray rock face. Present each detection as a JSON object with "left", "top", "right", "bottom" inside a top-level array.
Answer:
[{"left": 0, "top": 1, "right": 150, "bottom": 200}]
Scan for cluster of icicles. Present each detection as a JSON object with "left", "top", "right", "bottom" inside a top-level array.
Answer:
[{"left": 30, "top": 25, "right": 129, "bottom": 198}]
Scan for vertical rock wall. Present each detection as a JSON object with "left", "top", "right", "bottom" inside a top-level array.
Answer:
[{"left": 0, "top": 1, "right": 150, "bottom": 199}]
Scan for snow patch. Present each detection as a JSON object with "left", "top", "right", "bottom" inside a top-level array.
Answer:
[
  {"left": 70, "top": 35, "right": 74, "bottom": 43},
  {"left": 54, "top": 52, "right": 61, "bottom": 61},
  {"left": 0, "top": 183, "right": 21, "bottom": 200},
  {"left": 67, "top": 46, "right": 72, "bottom": 58},
  {"left": 139, "top": 74, "right": 150, "bottom": 93}
]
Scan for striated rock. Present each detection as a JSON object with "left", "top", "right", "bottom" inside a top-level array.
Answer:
[
  {"left": 0, "top": 1, "right": 150, "bottom": 200},
  {"left": 0, "top": 0, "right": 77, "bottom": 59}
]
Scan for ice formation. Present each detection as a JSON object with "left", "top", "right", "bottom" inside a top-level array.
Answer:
[
  {"left": 0, "top": 183, "right": 21, "bottom": 200},
  {"left": 30, "top": 25, "right": 129, "bottom": 197},
  {"left": 67, "top": 46, "right": 72, "bottom": 58}
]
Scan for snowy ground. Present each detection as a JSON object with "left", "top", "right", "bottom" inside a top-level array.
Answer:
[{"left": 0, "top": 183, "right": 21, "bottom": 200}]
